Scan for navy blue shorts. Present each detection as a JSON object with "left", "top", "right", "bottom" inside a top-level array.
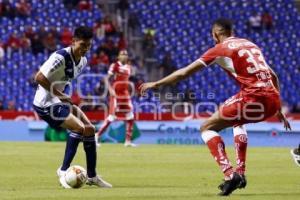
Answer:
[{"left": 33, "top": 104, "right": 71, "bottom": 129}]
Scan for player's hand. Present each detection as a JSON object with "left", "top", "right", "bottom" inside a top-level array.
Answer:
[
  {"left": 277, "top": 111, "right": 291, "bottom": 131},
  {"left": 139, "top": 82, "right": 158, "bottom": 96}
]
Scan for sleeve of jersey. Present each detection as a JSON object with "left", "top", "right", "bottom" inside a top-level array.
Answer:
[
  {"left": 39, "top": 54, "right": 65, "bottom": 78},
  {"left": 197, "top": 47, "right": 221, "bottom": 67},
  {"left": 108, "top": 64, "right": 117, "bottom": 75}
]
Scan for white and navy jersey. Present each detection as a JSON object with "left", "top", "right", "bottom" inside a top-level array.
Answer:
[{"left": 33, "top": 47, "right": 87, "bottom": 107}]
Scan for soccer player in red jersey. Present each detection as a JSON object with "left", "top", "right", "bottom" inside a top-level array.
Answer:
[
  {"left": 95, "top": 50, "right": 136, "bottom": 147},
  {"left": 140, "top": 19, "right": 291, "bottom": 196}
]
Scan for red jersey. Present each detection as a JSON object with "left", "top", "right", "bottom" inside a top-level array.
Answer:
[
  {"left": 198, "top": 37, "right": 278, "bottom": 96},
  {"left": 108, "top": 61, "right": 131, "bottom": 96}
]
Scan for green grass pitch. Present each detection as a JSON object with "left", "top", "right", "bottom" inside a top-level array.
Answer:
[{"left": 0, "top": 142, "right": 299, "bottom": 200}]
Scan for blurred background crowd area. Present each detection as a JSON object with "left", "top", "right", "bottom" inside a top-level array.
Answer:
[{"left": 0, "top": 0, "right": 299, "bottom": 114}]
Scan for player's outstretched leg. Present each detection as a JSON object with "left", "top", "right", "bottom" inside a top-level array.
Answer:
[
  {"left": 95, "top": 117, "right": 113, "bottom": 147},
  {"left": 97, "top": 118, "right": 112, "bottom": 137},
  {"left": 60, "top": 131, "right": 83, "bottom": 171},
  {"left": 72, "top": 105, "right": 112, "bottom": 188},
  {"left": 201, "top": 130, "right": 234, "bottom": 179},
  {"left": 124, "top": 119, "right": 137, "bottom": 147},
  {"left": 83, "top": 134, "right": 112, "bottom": 188},
  {"left": 83, "top": 135, "right": 97, "bottom": 178},
  {"left": 200, "top": 111, "right": 242, "bottom": 196},
  {"left": 57, "top": 113, "right": 86, "bottom": 188},
  {"left": 233, "top": 125, "right": 248, "bottom": 189}
]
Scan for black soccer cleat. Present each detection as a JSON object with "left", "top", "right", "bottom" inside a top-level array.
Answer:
[
  {"left": 238, "top": 174, "right": 247, "bottom": 189},
  {"left": 218, "top": 174, "right": 247, "bottom": 191},
  {"left": 217, "top": 172, "right": 242, "bottom": 196}
]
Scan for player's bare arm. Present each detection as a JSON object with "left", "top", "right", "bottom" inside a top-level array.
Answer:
[
  {"left": 269, "top": 68, "right": 291, "bottom": 130},
  {"left": 139, "top": 60, "right": 205, "bottom": 94},
  {"left": 34, "top": 71, "right": 73, "bottom": 104},
  {"left": 104, "top": 73, "right": 116, "bottom": 97}
]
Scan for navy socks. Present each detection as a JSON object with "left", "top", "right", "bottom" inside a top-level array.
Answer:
[
  {"left": 61, "top": 132, "right": 82, "bottom": 171},
  {"left": 83, "top": 135, "right": 97, "bottom": 178},
  {"left": 61, "top": 132, "right": 97, "bottom": 178}
]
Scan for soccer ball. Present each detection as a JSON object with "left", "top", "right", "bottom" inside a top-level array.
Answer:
[{"left": 64, "top": 165, "right": 87, "bottom": 188}]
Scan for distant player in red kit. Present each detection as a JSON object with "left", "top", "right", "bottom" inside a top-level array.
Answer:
[
  {"left": 95, "top": 50, "right": 136, "bottom": 147},
  {"left": 140, "top": 19, "right": 291, "bottom": 196}
]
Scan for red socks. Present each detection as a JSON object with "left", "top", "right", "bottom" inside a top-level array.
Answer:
[
  {"left": 233, "top": 125, "right": 248, "bottom": 175},
  {"left": 97, "top": 117, "right": 134, "bottom": 143},
  {"left": 202, "top": 130, "right": 234, "bottom": 180},
  {"left": 125, "top": 120, "right": 134, "bottom": 141},
  {"left": 202, "top": 127, "right": 248, "bottom": 179},
  {"left": 96, "top": 119, "right": 111, "bottom": 137}
]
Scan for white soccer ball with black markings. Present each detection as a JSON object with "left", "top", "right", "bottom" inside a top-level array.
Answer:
[{"left": 65, "top": 165, "right": 87, "bottom": 188}]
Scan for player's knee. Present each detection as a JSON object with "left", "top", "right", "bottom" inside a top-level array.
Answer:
[
  {"left": 90, "top": 124, "right": 96, "bottom": 134},
  {"left": 83, "top": 124, "right": 95, "bottom": 136},
  {"left": 90, "top": 124, "right": 96, "bottom": 133},
  {"left": 72, "top": 123, "right": 85, "bottom": 134},
  {"left": 200, "top": 122, "right": 215, "bottom": 133},
  {"left": 200, "top": 123, "right": 209, "bottom": 133}
]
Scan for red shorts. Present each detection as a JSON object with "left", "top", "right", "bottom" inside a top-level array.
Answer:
[
  {"left": 220, "top": 91, "right": 281, "bottom": 127},
  {"left": 109, "top": 96, "right": 133, "bottom": 120}
]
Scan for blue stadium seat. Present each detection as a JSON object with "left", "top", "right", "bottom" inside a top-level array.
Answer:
[{"left": 130, "top": 0, "right": 300, "bottom": 110}]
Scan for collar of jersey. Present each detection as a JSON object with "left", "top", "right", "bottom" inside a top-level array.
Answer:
[
  {"left": 70, "top": 47, "right": 81, "bottom": 66},
  {"left": 118, "top": 61, "right": 125, "bottom": 66},
  {"left": 223, "top": 36, "right": 236, "bottom": 43}
]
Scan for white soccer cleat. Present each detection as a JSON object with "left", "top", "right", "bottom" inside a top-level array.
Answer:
[
  {"left": 59, "top": 176, "right": 72, "bottom": 189},
  {"left": 291, "top": 147, "right": 300, "bottom": 167},
  {"left": 95, "top": 134, "right": 101, "bottom": 147},
  {"left": 86, "top": 175, "right": 112, "bottom": 188},
  {"left": 56, "top": 167, "right": 66, "bottom": 178},
  {"left": 56, "top": 167, "right": 71, "bottom": 189},
  {"left": 124, "top": 140, "right": 137, "bottom": 147}
]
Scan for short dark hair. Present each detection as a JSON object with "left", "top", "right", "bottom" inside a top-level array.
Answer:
[
  {"left": 73, "top": 26, "right": 93, "bottom": 40},
  {"left": 212, "top": 18, "right": 233, "bottom": 35},
  {"left": 119, "top": 49, "right": 128, "bottom": 55}
]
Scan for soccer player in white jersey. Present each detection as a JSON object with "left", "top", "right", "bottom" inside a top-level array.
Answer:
[{"left": 33, "top": 26, "right": 112, "bottom": 189}]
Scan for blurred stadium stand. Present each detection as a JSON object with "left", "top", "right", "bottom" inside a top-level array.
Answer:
[{"left": 131, "top": 0, "right": 300, "bottom": 112}]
